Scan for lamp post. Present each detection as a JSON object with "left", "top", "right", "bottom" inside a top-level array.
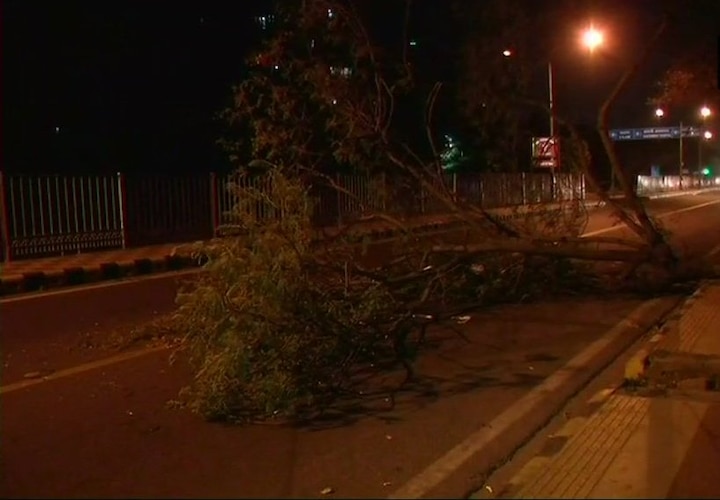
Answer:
[
  {"left": 503, "top": 25, "right": 604, "bottom": 172},
  {"left": 699, "top": 106, "right": 712, "bottom": 171},
  {"left": 654, "top": 105, "right": 712, "bottom": 187}
]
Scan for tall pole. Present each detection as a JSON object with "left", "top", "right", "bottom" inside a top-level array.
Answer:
[
  {"left": 547, "top": 61, "right": 559, "bottom": 170},
  {"left": 679, "top": 120, "right": 684, "bottom": 189},
  {"left": 698, "top": 136, "right": 703, "bottom": 172}
]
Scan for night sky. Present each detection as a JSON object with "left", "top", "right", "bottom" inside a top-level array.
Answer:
[{"left": 3, "top": 0, "right": 719, "bottom": 175}]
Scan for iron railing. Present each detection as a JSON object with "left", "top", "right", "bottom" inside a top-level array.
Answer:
[
  {"left": 0, "top": 170, "right": 589, "bottom": 262},
  {"left": 636, "top": 175, "right": 720, "bottom": 196},
  {"left": 0, "top": 174, "right": 124, "bottom": 260}
]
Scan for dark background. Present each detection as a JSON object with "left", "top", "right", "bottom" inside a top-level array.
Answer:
[{"left": 2, "top": 0, "right": 719, "bottom": 176}]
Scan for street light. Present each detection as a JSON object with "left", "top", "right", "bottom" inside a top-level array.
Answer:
[
  {"left": 655, "top": 105, "right": 713, "bottom": 179},
  {"left": 699, "top": 107, "right": 712, "bottom": 172},
  {"left": 502, "top": 25, "right": 604, "bottom": 171},
  {"left": 581, "top": 26, "right": 604, "bottom": 53}
]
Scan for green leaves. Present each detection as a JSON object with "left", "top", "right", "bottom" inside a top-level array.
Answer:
[{"left": 170, "top": 171, "right": 398, "bottom": 423}]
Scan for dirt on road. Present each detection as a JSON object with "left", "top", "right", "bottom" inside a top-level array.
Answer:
[{"left": 1, "top": 296, "right": 649, "bottom": 499}]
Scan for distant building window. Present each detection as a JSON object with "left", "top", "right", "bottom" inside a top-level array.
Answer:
[
  {"left": 330, "top": 66, "right": 352, "bottom": 78},
  {"left": 255, "top": 14, "right": 275, "bottom": 30}
]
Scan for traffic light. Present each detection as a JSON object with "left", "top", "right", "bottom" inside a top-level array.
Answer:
[{"left": 701, "top": 167, "right": 711, "bottom": 176}]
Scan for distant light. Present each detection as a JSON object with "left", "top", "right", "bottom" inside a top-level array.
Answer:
[
  {"left": 55, "top": 126, "right": 60, "bottom": 134},
  {"left": 701, "top": 167, "right": 711, "bottom": 175},
  {"left": 328, "top": 8, "right": 334, "bottom": 18},
  {"left": 654, "top": 108, "right": 665, "bottom": 118},
  {"left": 581, "top": 26, "right": 604, "bottom": 52},
  {"left": 410, "top": 39, "right": 418, "bottom": 47},
  {"left": 502, "top": 49, "right": 512, "bottom": 57},
  {"left": 700, "top": 106, "right": 712, "bottom": 119},
  {"left": 704, "top": 130, "right": 713, "bottom": 140},
  {"left": 273, "top": 65, "right": 279, "bottom": 70},
  {"left": 332, "top": 98, "right": 337, "bottom": 105}
]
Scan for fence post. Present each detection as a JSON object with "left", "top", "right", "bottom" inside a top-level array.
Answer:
[
  {"left": 478, "top": 176, "right": 485, "bottom": 208},
  {"left": 381, "top": 172, "right": 387, "bottom": 212},
  {"left": 336, "top": 172, "right": 342, "bottom": 227},
  {"left": 521, "top": 172, "right": 527, "bottom": 205},
  {"left": 209, "top": 172, "right": 220, "bottom": 237},
  {"left": 116, "top": 172, "right": 128, "bottom": 249},
  {"left": 0, "top": 171, "right": 12, "bottom": 263},
  {"left": 452, "top": 172, "right": 458, "bottom": 199}
]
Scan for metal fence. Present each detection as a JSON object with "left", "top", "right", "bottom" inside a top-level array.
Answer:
[
  {"left": 1, "top": 170, "right": 586, "bottom": 262},
  {"left": 636, "top": 175, "right": 720, "bottom": 196},
  {"left": 0, "top": 174, "right": 124, "bottom": 260}
]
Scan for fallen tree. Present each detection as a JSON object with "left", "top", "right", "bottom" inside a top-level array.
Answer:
[{"left": 168, "top": 0, "right": 718, "bottom": 423}]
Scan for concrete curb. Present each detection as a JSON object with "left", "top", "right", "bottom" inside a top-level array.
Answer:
[
  {"left": 0, "top": 254, "right": 199, "bottom": 296},
  {"left": 388, "top": 296, "right": 682, "bottom": 499},
  {"left": 0, "top": 219, "right": 476, "bottom": 296},
  {"left": 623, "top": 283, "right": 711, "bottom": 384}
]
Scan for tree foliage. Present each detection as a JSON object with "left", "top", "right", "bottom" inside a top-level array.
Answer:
[
  {"left": 168, "top": 0, "right": 711, "bottom": 424},
  {"left": 649, "top": 58, "right": 719, "bottom": 113}
]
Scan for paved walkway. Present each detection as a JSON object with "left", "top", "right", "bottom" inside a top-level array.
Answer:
[{"left": 491, "top": 282, "right": 720, "bottom": 499}]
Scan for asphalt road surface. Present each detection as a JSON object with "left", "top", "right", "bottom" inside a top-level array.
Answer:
[{"left": 1, "top": 192, "right": 719, "bottom": 498}]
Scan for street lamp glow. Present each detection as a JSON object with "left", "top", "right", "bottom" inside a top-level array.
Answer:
[
  {"left": 700, "top": 106, "right": 712, "bottom": 119},
  {"left": 582, "top": 27, "right": 604, "bottom": 52},
  {"left": 502, "top": 49, "right": 512, "bottom": 57},
  {"left": 704, "top": 130, "right": 713, "bottom": 140},
  {"left": 655, "top": 108, "right": 665, "bottom": 118}
]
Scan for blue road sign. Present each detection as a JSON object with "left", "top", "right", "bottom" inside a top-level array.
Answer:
[{"left": 609, "top": 126, "right": 701, "bottom": 141}]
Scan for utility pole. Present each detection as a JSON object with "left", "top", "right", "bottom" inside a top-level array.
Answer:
[{"left": 679, "top": 120, "right": 684, "bottom": 189}]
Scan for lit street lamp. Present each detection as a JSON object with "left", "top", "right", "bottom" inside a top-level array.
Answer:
[
  {"left": 581, "top": 27, "right": 604, "bottom": 53},
  {"left": 654, "top": 105, "right": 712, "bottom": 181},
  {"left": 504, "top": 25, "right": 604, "bottom": 172},
  {"left": 699, "top": 107, "right": 712, "bottom": 172}
]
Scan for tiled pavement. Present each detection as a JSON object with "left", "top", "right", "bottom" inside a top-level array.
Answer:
[{"left": 492, "top": 283, "right": 720, "bottom": 499}]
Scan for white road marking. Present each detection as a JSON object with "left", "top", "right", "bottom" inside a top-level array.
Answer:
[
  {"left": 0, "top": 345, "right": 170, "bottom": 395},
  {"left": 388, "top": 298, "right": 667, "bottom": 499},
  {"left": 707, "top": 242, "right": 720, "bottom": 257},
  {"left": 581, "top": 198, "right": 720, "bottom": 237}
]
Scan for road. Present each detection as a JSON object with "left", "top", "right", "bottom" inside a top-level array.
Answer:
[
  {"left": 1, "top": 193, "right": 719, "bottom": 498},
  {"left": 470, "top": 251, "right": 720, "bottom": 500}
]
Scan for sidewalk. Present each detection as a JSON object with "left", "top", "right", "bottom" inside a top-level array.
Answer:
[{"left": 493, "top": 282, "right": 720, "bottom": 499}]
